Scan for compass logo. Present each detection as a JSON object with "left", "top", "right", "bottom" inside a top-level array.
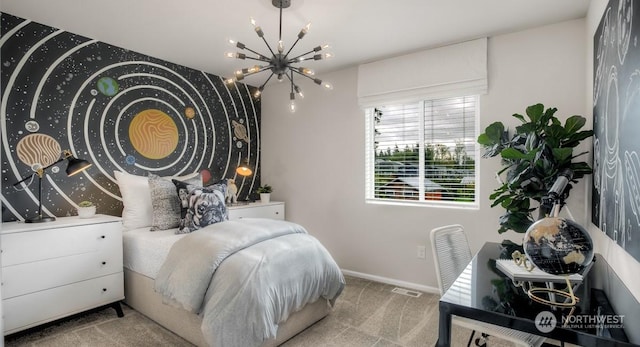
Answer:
[{"left": 535, "top": 311, "right": 557, "bottom": 333}]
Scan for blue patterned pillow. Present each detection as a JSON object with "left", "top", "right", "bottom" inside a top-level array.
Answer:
[{"left": 173, "top": 179, "right": 228, "bottom": 234}]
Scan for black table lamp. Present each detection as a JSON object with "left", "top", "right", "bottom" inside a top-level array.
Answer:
[{"left": 13, "top": 150, "right": 92, "bottom": 223}]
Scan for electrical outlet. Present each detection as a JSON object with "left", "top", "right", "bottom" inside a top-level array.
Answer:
[{"left": 417, "top": 245, "right": 426, "bottom": 259}]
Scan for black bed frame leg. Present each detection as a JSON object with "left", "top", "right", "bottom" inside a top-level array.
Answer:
[{"left": 112, "top": 302, "right": 124, "bottom": 317}]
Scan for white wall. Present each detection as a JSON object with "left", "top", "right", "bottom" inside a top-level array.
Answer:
[
  {"left": 586, "top": 0, "right": 640, "bottom": 302},
  {"left": 261, "top": 19, "right": 587, "bottom": 291}
]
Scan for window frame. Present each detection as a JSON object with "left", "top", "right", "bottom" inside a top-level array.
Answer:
[{"left": 364, "top": 95, "right": 481, "bottom": 209}]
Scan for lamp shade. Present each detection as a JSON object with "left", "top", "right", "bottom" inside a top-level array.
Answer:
[
  {"left": 236, "top": 159, "right": 253, "bottom": 176},
  {"left": 66, "top": 156, "right": 92, "bottom": 176}
]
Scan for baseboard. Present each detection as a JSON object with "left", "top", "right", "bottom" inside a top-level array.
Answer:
[{"left": 340, "top": 269, "right": 440, "bottom": 294}]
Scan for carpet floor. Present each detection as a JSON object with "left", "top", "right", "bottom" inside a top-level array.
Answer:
[{"left": 4, "top": 276, "right": 518, "bottom": 347}]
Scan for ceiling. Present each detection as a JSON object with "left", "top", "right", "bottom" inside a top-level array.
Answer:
[{"left": 2, "top": 0, "right": 590, "bottom": 86}]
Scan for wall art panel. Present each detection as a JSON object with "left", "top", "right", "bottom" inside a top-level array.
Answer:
[
  {"left": 1, "top": 13, "right": 261, "bottom": 222},
  {"left": 592, "top": 0, "right": 640, "bottom": 262}
]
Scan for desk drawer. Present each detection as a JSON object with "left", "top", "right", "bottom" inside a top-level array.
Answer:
[
  {"left": 3, "top": 272, "right": 124, "bottom": 334},
  {"left": 1, "top": 223, "right": 120, "bottom": 266}
]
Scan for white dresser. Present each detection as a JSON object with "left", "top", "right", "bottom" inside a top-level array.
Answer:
[
  {"left": 228, "top": 201, "right": 285, "bottom": 220},
  {"left": 1, "top": 215, "right": 124, "bottom": 335}
]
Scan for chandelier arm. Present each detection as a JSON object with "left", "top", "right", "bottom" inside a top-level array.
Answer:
[
  {"left": 288, "top": 49, "right": 316, "bottom": 63},
  {"left": 285, "top": 70, "right": 297, "bottom": 89},
  {"left": 284, "top": 37, "right": 302, "bottom": 58},
  {"left": 279, "top": 5, "right": 283, "bottom": 41},
  {"left": 260, "top": 36, "right": 278, "bottom": 58},
  {"left": 244, "top": 55, "right": 271, "bottom": 63},
  {"left": 259, "top": 72, "right": 276, "bottom": 90},
  {"left": 240, "top": 66, "right": 273, "bottom": 79},
  {"left": 291, "top": 69, "right": 317, "bottom": 82},
  {"left": 242, "top": 46, "right": 268, "bottom": 59}
]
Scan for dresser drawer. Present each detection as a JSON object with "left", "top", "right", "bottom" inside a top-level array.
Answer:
[
  {"left": 3, "top": 272, "right": 124, "bottom": 334},
  {"left": 2, "top": 248, "right": 122, "bottom": 299},
  {"left": 229, "top": 203, "right": 285, "bottom": 220},
  {"left": 1, "top": 223, "right": 120, "bottom": 266}
]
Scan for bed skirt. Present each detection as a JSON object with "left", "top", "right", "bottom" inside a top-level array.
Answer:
[{"left": 123, "top": 268, "right": 331, "bottom": 346}]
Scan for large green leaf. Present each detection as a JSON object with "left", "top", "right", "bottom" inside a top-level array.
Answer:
[
  {"left": 512, "top": 113, "right": 526, "bottom": 123},
  {"left": 564, "top": 115, "right": 586, "bottom": 135},
  {"left": 540, "top": 107, "right": 558, "bottom": 126},
  {"left": 500, "top": 148, "right": 528, "bottom": 159},
  {"left": 552, "top": 147, "right": 573, "bottom": 163},
  {"left": 545, "top": 124, "right": 567, "bottom": 144},
  {"left": 526, "top": 103, "right": 544, "bottom": 123}
]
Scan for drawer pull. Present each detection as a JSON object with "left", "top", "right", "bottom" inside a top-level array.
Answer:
[
  {"left": 275, "top": 212, "right": 279, "bottom": 214},
  {"left": 102, "top": 288, "right": 107, "bottom": 292},
  {"left": 100, "top": 235, "right": 106, "bottom": 239},
  {"left": 101, "top": 261, "right": 107, "bottom": 265}
]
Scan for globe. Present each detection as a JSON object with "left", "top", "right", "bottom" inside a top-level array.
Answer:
[{"left": 523, "top": 217, "right": 594, "bottom": 275}]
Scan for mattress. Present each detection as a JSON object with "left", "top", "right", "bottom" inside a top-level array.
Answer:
[{"left": 122, "top": 227, "right": 184, "bottom": 279}]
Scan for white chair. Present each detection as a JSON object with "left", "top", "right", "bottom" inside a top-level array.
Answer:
[{"left": 430, "top": 224, "right": 546, "bottom": 347}]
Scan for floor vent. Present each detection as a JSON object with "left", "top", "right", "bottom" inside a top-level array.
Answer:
[{"left": 391, "top": 287, "right": 422, "bottom": 298}]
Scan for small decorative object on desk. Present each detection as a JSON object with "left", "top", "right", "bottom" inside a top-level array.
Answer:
[
  {"left": 257, "top": 184, "right": 272, "bottom": 203},
  {"left": 77, "top": 201, "right": 96, "bottom": 218}
]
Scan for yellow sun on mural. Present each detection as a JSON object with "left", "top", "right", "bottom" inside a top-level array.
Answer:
[{"left": 129, "top": 109, "right": 179, "bottom": 159}]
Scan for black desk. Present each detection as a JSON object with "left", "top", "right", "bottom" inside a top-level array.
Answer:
[{"left": 437, "top": 242, "right": 638, "bottom": 347}]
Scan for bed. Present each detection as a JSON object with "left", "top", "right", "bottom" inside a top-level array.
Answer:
[{"left": 117, "top": 171, "right": 344, "bottom": 346}]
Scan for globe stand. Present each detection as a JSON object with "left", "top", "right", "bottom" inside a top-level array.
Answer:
[{"left": 527, "top": 276, "right": 579, "bottom": 326}]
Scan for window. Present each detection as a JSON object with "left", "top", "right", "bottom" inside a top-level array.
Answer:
[{"left": 365, "top": 95, "right": 479, "bottom": 207}]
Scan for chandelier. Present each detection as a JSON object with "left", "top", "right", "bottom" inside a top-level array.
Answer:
[{"left": 225, "top": 0, "right": 333, "bottom": 113}]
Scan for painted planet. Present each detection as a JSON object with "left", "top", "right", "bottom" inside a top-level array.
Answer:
[
  {"left": 16, "top": 133, "right": 62, "bottom": 168},
  {"left": 129, "top": 109, "right": 179, "bottom": 159},
  {"left": 184, "top": 107, "right": 196, "bottom": 119},
  {"left": 125, "top": 155, "right": 136, "bottom": 165},
  {"left": 97, "top": 77, "right": 119, "bottom": 96},
  {"left": 232, "top": 120, "right": 250, "bottom": 143}
]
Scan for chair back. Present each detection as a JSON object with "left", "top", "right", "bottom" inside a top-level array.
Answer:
[{"left": 430, "top": 224, "right": 473, "bottom": 296}]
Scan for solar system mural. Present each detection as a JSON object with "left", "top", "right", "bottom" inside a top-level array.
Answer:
[
  {"left": 592, "top": 0, "right": 640, "bottom": 262},
  {"left": 1, "top": 13, "right": 261, "bottom": 222}
]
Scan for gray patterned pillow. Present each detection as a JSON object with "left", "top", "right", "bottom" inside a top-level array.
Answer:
[
  {"left": 176, "top": 180, "right": 228, "bottom": 234},
  {"left": 148, "top": 174, "right": 201, "bottom": 231}
]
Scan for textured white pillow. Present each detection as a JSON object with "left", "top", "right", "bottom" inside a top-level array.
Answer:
[{"left": 114, "top": 171, "right": 199, "bottom": 230}]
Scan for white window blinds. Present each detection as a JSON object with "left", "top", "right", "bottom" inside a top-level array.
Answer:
[{"left": 366, "top": 95, "right": 478, "bottom": 206}]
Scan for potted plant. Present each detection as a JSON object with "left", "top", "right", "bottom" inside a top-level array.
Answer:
[
  {"left": 77, "top": 200, "right": 96, "bottom": 218},
  {"left": 477, "top": 103, "right": 593, "bottom": 234},
  {"left": 256, "top": 185, "right": 272, "bottom": 203}
]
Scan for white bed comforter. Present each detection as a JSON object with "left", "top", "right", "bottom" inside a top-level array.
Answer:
[{"left": 154, "top": 218, "right": 345, "bottom": 347}]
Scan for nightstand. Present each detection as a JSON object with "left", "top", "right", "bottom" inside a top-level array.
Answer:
[
  {"left": 228, "top": 201, "right": 285, "bottom": 220},
  {"left": 1, "top": 215, "right": 124, "bottom": 335}
]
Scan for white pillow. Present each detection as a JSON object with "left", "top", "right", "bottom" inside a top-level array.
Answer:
[{"left": 114, "top": 171, "right": 199, "bottom": 230}]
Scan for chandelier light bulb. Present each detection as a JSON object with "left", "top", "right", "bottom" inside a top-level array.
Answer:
[
  {"left": 225, "top": 52, "right": 235, "bottom": 58},
  {"left": 323, "top": 82, "right": 333, "bottom": 90},
  {"left": 299, "top": 67, "right": 314, "bottom": 76},
  {"left": 295, "top": 86, "right": 304, "bottom": 98},
  {"left": 225, "top": 77, "right": 236, "bottom": 85},
  {"left": 250, "top": 17, "right": 257, "bottom": 27},
  {"left": 289, "top": 100, "right": 297, "bottom": 113},
  {"left": 278, "top": 40, "right": 284, "bottom": 53},
  {"left": 254, "top": 87, "right": 263, "bottom": 98},
  {"left": 323, "top": 52, "right": 334, "bottom": 59},
  {"left": 277, "top": 74, "right": 284, "bottom": 82}
]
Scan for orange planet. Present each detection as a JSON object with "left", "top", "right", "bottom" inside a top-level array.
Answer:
[
  {"left": 184, "top": 107, "right": 196, "bottom": 119},
  {"left": 129, "top": 109, "right": 179, "bottom": 159}
]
